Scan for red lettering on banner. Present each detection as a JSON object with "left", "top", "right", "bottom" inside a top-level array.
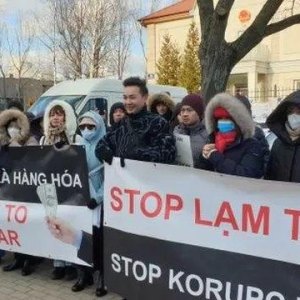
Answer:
[
  {"left": 8, "top": 230, "right": 21, "bottom": 246},
  {"left": 242, "top": 204, "right": 270, "bottom": 235},
  {"left": 214, "top": 202, "right": 239, "bottom": 230},
  {"left": 285, "top": 209, "right": 300, "bottom": 240},
  {"left": 194, "top": 198, "right": 213, "bottom": 226},
  {"left": 6, "top": 204, "right": 16, "bottom": 222},
  {"left": 0, "top": 229, "right": 21, "bottom": 246},
  {"left": 0, "top": 229, "right": 9, "bottom": 244},
  {"left": 165, "top": 194, "right": 183, "bottom": 220},
  {"left": 141, "top": 192, "right": 162, "bottom": 218},
  {"left": 124, "top": 189, "right": 141, "bottom": 214},
  {"left": 15, "top": 206, "right": 27, "bottom": 224},
  {"left": 111, "top": 187, "right": 123, "bottom": 211}
]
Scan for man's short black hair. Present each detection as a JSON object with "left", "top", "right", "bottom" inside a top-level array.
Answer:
[{"left": 123, "top": 77, "right": 149, "bottom": 96}]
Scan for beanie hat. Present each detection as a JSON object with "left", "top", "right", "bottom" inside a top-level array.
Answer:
[
  {"left": 181, "top": 94, "right": 204, "bottom": 118},
  {"left": 7, "top": 100, "right": 24, "bottom": 112},
  {"left": 213, "top": 107, "right": 232, "bottom": 120}
]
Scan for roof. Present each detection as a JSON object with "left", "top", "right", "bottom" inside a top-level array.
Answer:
[{"left": 139, "top": 0, "right": 195, "bottom": 27}]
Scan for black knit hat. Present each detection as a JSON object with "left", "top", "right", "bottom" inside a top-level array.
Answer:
[
  {"left": 181, "top": 94, "right": 204, "bottom": 118},
  {"left": 7, "top": 100, "right": 24, "bottom": 112}
]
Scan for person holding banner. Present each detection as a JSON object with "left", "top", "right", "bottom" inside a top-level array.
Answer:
[
  {"left": 41, "top": 100, "right": 82, "bottom": 281},
  {"left": 69, "top": 111, "right": 107, "bottom": 296},
  {"left": 0, "top": 109, "right": 38, "bottom": 276},
  {"left": 96, "top": 77, "right": 176, "bottom": 166},
  {"left": 199, "top": 93, "right": 264, "bottom": 178},
  {"left": 174, "top": 94, "right": 207, "bottom": 167},
  {"left": 266, "top": 90, "right": 300, "bottom": 182}
]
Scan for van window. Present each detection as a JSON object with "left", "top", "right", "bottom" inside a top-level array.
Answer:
[
  {"left": 80, "top": 98, "right": 108, "bottom": 117},
  {"left": 29, "top": 95, "right": 85, "bottom": 116}
]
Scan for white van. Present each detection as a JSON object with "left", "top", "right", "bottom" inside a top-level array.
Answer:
[{"left": 29, "top": 78, "right": 187, "bottom": 121}]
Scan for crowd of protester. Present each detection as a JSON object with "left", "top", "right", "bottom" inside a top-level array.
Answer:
[{"left": 0, "top": 76, "right": 300, "bottom": 298}]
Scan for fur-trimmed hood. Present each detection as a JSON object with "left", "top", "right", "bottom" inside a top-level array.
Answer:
[
  {"left": 0, "top": 109, "right": 30, "bottom": 146},
  {"left": 205, "top": 93, "right": 255, "bottom": 139},
  {"left": 147, "top": 93, "right": 175, "bottom": 113},
  {"left": 44, "top": 100, "right": 78, "bottom": 139}
]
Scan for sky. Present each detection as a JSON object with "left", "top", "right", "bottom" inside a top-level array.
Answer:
[{"left": 0, "top": 0, "right": 176, "bottom": 78}]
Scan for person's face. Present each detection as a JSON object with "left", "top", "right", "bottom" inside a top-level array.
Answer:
[
  {"left": 123, "top": 86, "right": 147, "bottom": 114},
  {"left": 156, "top": 103, "right": 168, "bottom": 115},
  {"left": 50, "top": 110, "right": 65, "bottom": 128},
  {"left": 113, "top": 108, "right": 125, "bottom": 123},
  {"left": 181, "top": 105, "right": 200, "bottom": 126}
]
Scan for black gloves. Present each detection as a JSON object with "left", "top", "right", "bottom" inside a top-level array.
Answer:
[
  {"left": 54, "top": 141, "right": 67, "bottom": 149},
  {"left": 87, "top": 198, "right": 99, "bottom": 210},
  {"left": 98, "top": 147, "right": 113, "bottom": 165}
]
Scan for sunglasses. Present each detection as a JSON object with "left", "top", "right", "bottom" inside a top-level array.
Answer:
[{"left": 79, "top": 124, "right": 96, "bottom": 130}]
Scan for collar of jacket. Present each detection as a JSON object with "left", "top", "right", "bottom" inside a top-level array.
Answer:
[
  {"left": 128, "top": 106, "right": 147, "bottom": 120},
  {"left": 182, "top": 121, "right": 205, "bottom": 133}
]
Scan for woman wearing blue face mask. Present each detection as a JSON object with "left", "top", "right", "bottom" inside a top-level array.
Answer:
[
  {"left": 74, "top": 111, "right": 107, "bottom": 296},
  {"left": 266, "top": 91, "right": 300, "bottom": 182},
  {"left": 198, "top": 93, "right": 264, "bottom": 178}
]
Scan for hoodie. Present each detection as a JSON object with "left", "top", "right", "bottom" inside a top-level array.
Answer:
[
  {"left": 109, "top": 102, "right": 126, "bottom": 126},
  {"left": 148, "top": 93, "right": 175, "bottom": 122},
  {"left": 0, "top": 109, "right": 37, "bottom": 147},
  {"left": 78, "top": 111, "right": 106, "bottom": 204},
  {"left": 266, "top": 90, "right": 300, "bottom": 182},
  {"left": 41, "top": 100, "right": 82, "bottom": 145}
]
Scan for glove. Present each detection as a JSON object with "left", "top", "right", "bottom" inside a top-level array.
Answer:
[
  {"left": 54, "top": 141, "right": 67, "bottom": 149},
  {"left": 0, "top": 144, "right": 9, "bottom": 152},
  {"left": 87, "top": 198, "right": 99, "bottom": 210},
  {"left": 98, "top": 147, "right": 113, "bottom": 165},
  {"left": 120, "top": 157, "right": 125, "bottom": 168}
]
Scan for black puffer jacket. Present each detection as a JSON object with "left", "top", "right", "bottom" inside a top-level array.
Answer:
[
  {"left": 96, "top": 107, "right": 176, "bottom": 164},
  {"left": 266, "top": 91, "right": 300, "bottom": 182}
]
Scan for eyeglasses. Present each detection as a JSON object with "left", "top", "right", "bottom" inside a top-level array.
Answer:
[{"left": 79, "top": 124, "right": 96, "bottom": 130}]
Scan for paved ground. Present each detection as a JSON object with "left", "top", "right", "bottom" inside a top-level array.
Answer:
[{"left": 0, "top": 254, "right": 121, "bottom": 300}]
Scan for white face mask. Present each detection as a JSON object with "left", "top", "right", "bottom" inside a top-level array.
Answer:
[
  {"left": 288, "top": 114, "right": 300, "bottom": 130},
  {"left": 8, "top": 127, "right": 21, "bottom": 139}
]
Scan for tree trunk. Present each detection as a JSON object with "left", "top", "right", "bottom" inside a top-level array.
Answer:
[{"left": 200, "top": 40, "right": 236, "bottom": 103}]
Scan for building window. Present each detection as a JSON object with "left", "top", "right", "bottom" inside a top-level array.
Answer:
[{"left": 294, "top": 80, "right": 300, "bottom": 90}]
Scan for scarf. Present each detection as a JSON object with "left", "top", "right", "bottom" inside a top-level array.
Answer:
[
  {"left": 215, "top": 131, "right": 237, "bottom": 153},
  {"left": 285, "top": 121, "right": 300, "bottom": 141},
  {"left": 44, "top": 124, "right": 68, "bottom": 145}
]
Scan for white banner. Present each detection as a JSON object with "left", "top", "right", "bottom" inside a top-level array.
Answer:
[
  {"left": 104, "top": 159, "right": 300, "bottom": 266},
  {"left": 174, "top": 133, "right": 194, "bottom": 167}
]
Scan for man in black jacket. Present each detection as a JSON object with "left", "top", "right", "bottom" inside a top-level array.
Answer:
[
  {"left": 96, "top": 77, "right": 176, "bottom": 165},
  {"left": 266, "top": 90, "right": 300, "bottom": 182}
]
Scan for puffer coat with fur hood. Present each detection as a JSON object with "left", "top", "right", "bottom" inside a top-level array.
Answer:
[
  {"left": 148, "top": 93, "right": 175, "bottom": 122},
  {"left": 0, "top": 109, "right": 38, "bottom": 147},
  {"left": 197, "top": 93, "right": 264, "bottom": 178},
  {"left": 40, "top": 100, "right": 82, "bottom": 145}
]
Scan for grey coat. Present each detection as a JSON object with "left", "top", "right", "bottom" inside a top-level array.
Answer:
[{"left": 174, "top": 122, "right": 208, "bottom": 166}]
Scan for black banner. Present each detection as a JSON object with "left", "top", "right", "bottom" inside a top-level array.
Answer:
[
  {"left": 104, "top": 227, "right": 300, "bottom": 300},
  {"left": 0, "top": 146, "right": 90, "bottom": 205}
]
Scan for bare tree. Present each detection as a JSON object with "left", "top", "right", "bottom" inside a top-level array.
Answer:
[
  {"left": 197, "top": 0, "right": 300, "bottom": 102},
  {"left": 7, "top": 14, "right": 35, "bottom": 104},
  {"left": 108, "top": 0, "right": 132, "bottom": 79},
  {"left": 0, "top": 23, "right": 7, "bottom": 102},
  {"left": 131, "top": 0, "right": 177, "bottom": 78}
]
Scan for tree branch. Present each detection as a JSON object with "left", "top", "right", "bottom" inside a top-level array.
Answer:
[
  {"left": 231, "top": 0, "right": 285, "bottom": 62},
  {"left": 197, "top": 0, "right": 214, "bottom": 35},
  {"left": 265, "top": 13, "right": 300, "bottom": 36},
  {"left": 215, "top": 0, "right": 235, "bottom": 17}
]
